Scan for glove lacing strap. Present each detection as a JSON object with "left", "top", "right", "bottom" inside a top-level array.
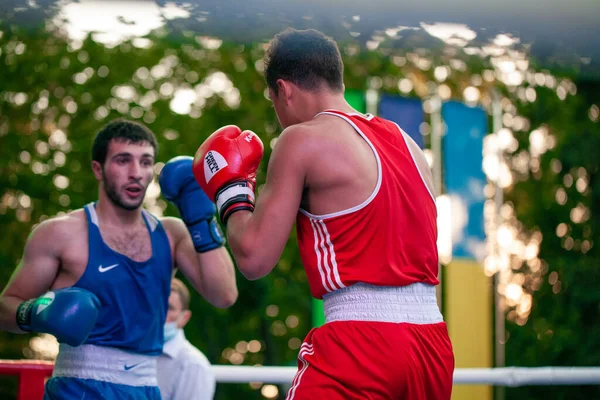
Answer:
[
  {"left": 16, "top": 298, "right": 35, "bottom": 332},
  {"left": 187, "top": 216, "right": 226, "bottom": 253},
  {"left": 215, "top": 181, "right": 255, "bottom": 225}
]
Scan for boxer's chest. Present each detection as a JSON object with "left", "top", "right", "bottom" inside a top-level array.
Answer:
[
  {"left": 54, "top": 220, "right": 155, "bottom": 289},
  {"left": 100, "top": 226, "right": 153, "bottom": 262}
]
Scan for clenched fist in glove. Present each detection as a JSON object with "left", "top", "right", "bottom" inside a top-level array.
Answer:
[
  {"left": 193, "top": 125, "right": 264, "bottom": 225},
  {"left": 159, "top": 156, "right": 225, "bottom": 252}
]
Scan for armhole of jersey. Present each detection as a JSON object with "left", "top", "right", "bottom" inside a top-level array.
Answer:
[
  {"left": 74, "top": 204, "right": 95, "bottom": 288},
  {"left": 85, "top": 202, "right": 99, "bottom": 226},
  {"left": 141, "top": 209, "right": 174, "bottom": 272},
  {"left": 392, "top": 122, "right": 436, "bottom": 204},
  {"left": 142, "top": 209, "right": 159, "bottom": 232},
  {"left": 299, "top": 111, "right": 382, "bottom": 220}
]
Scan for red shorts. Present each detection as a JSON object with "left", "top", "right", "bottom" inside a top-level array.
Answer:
[{"left": 286, "top": 321, "right": 454, "bottom": 400}]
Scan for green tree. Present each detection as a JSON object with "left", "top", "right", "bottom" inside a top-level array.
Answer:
[
  {"left": 503, "top": 79, "right": 600, "bottom": 399},
  {"left": 0, "top": 20, "right": 598, "bottom": 400}
]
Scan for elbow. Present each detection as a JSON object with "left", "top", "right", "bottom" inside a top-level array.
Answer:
[
  {"left": 232, "top": 231, "right": 275, "bottom": 281},
  {"left": 212, "top": 289, "right": 238, "bottom": 309},
  {"left": 237, "top": 258, "right": 272, "bottom": 281}
]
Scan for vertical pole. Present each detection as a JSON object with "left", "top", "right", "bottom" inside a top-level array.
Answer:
[
  {"left": 366, "top": 88, "right": 379, "bottom": 116},
  {"left": 492, "top": 90, "right": 505, "bottom": 400},
  {"left": 430, "top": 94, "right": 444, "bottom": 308}
]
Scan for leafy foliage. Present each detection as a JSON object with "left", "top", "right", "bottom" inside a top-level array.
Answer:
[
  {"left": 0, "top": 21, "right": 598, "bottom": 400},
  {"left": 503, "top": 80, "right": 600, "bottom": 399}
]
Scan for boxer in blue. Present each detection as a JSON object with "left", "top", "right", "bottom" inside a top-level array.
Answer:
[{"left": 0, "top": 119, "right": 238, "bottom": 399}]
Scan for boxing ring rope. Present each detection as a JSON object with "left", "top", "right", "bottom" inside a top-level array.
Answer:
[
  {"left": 1, "top": 361, "right": 599, "bottom": 400},
  {"left": 212, "top": 365, "right": 600, "bottom": 386}
]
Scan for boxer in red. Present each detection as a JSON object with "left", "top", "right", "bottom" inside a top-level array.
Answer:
[{"left": 193, "top": 28, "right": 455, "bottom": 399}]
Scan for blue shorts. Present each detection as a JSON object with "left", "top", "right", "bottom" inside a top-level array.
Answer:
[{"left": 44, "top": 377, "right": 161, "bottom": 400}]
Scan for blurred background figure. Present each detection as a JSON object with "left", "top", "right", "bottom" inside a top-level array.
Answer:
[{"left": 158, "top": 278, "right": 216, "bottom": 400}]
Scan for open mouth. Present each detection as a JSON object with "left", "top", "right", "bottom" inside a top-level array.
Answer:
[{"left": 125, "top": 186, "right": 143, "bottom": 197}]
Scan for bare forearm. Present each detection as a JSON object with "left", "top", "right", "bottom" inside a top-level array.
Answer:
[
  {"left": 226, "top": 211, "right": 280, "bottom": 280},
  {"left": 226, "top": 211, "right": 254, "bottom": 266},
  {"left": 0, "top": 295, "right": 27, "bottom": 333},
  {"left": 194, "top": 247, "right": 238, "bottom": 308}
]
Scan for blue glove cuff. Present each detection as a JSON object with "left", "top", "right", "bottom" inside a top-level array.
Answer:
[
  {"left": 16, "top": 298, "right": 35, "bottom": 332},
  {"left": 188, "top": 216, "right": 226, "bottom": 253}
]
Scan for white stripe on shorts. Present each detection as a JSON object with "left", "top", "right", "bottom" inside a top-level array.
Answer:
[{"left": 286, "top": 343, "right": 314, "bottom": 400}]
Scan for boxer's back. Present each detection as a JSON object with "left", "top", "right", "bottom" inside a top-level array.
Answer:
[{"left": 296, "top": 110, "right": 439, "bottom": 299}]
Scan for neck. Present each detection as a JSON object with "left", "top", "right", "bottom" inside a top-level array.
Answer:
[
  {"left": 95, "top": 193, "right": 143, "bottom": 227},
  {"left": 297, "top": 90, "right": 357, "bottom": 122}
]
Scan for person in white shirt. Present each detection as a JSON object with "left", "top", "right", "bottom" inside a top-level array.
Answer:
[{"left": 158, "top": 278, "right": 216, "bottom": 400}]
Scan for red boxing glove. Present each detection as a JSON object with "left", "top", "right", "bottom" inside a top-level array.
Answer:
[{"left": 193, "top": 125, "right": 264, "bottom": 224}]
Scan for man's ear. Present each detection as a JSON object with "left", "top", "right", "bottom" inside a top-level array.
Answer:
[
  {"left": 179, "top": 310, "right": 192, "bottom": 329},
  {"left": 277, "top": 79, "right": 293, "bottom": 104},
  {"left": 91, "top": 160, "right": 103, "bottom": 182}
]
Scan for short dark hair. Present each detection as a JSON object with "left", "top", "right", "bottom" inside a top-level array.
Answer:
[
  {"left": 264, "top": 28, "right": 344, "bottom": 95},
  {"left": 171, "top": 278, "right": 190, "bottom": 311},
  {"left": 92, "top": 119, "right": 158, "bottom": 165}
]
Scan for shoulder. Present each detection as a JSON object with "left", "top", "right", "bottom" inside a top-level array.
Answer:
[
  {"left": 159, "top": 216, "right": 187, "bottom": 236},
  {"left": 181, "top": 342, "right": 212, "bottom": 369},
  {"left": 279, "top": 121, "right": 322, "bottom": 143},
  {"left": 25, "top": 209, "right": 86, "bottom": 253},
  {"left": 270, "top": 122, "right": 323, "bottom": 163},
  {"left": 30, "top": 209, "right": 86, "bottom": 241},
  {"left": 166, "top": 339, "right": 211, "bottom": 369},
  {"left": 158, "top": 216, "right": 188, "bottom": 247}
]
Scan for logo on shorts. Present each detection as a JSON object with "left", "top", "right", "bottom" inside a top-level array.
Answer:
[
  {"left": 204, "top": 151, "right": 228, "bottom": 184},
  {"left": 124, "top": 363, "right": 139, "bottom": 371},
  {"left": 36, "top": 292, "right": 55, "bottom": 315}
]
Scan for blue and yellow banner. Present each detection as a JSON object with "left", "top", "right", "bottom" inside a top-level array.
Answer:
[
  {"left": 379, "top": 94, "right": 424, "bottom": 148},
  {"left": 442, "top": 101, "right": 492, "bottom": 400}
]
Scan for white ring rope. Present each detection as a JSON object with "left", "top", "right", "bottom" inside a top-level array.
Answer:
[{"left": 212, "top": 366, "right": 600, "bottom": 386}]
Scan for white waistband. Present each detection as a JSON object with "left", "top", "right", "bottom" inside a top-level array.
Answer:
[
  {"left": 322, "top": 282, "right": 443, "bottom": 324},
  {"left": 53, "top": 344, "right": 158, "bottom": 386}
]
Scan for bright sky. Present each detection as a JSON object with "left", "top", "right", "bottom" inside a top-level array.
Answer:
[{"left": 53, "top": 0, "right": 189, "bottom": 46}]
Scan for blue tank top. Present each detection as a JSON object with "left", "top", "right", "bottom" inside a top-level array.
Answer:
[{"left": 74, "top": 203, "right": 172, "bottom": 355}]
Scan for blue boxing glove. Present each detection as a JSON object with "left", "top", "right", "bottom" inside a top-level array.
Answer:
[
  {"left": 16, "top": 287, "right": 100, "bottom": 347},
  {"left": 159, "top": 156, "right": 225, "bottom": 252}
]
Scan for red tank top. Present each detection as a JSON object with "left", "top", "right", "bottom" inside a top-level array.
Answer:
[{"left": 296, "top": 110, "right": 439, "bottom": 299}]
